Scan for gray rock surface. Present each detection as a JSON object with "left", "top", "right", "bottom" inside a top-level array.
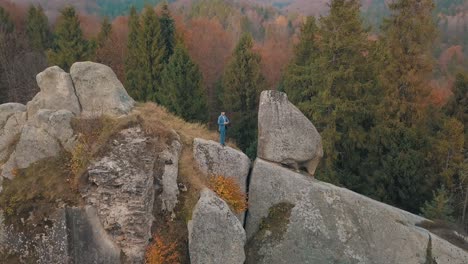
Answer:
[
  {"left": 188, "top": 189, "right": 246, "bottom": 264},
  {"left": 257, "top": 90, "right": 323, "bottom": 175},
  {"left": 0, "top": 103, "right": 26, "bottom": 128},
  {"left": 159, "top": 136, "right": 182, "bottom": 213},
  {"left": 70, "top": 62, "right": 134, "bottom": 116},
  {"left": 1, "top": 109, "right": 76, "bottom": 179},
  {"left": 66, "top": 206, "right": 121, "bottom": 264},
  {"left": 83, "top": 126, "right": 156, "bottom": 263},
  {"left": 27, "top": 66, "right": 81, "bottom": 117},
  {"left": 245, "top": 158, "right": 468, "bottom": 264},
  {"left": 193, "top": 138, "right": 250, "bottom": 193},
  {"left": 0, "top": 109, "right": 26, "bottom": 161}
]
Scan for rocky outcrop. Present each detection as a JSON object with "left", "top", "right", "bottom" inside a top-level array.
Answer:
[
  {"left": 27, "top": 66, "right": 81, "bottom": 117},
  {"left": 66, "top": 206, "right": 121, "bottom": 264},
  {"left": 257, "top": 90, "right": 323, "bottom": 175},
  {"left": 159, "top": 136, "right": 182, "bottom": 214},
  {"left": 245, "top": 158, "right": 468, "bottom": 264},
  {"left": 193, "top": 138, "right": 250, "bottom": 193},
  {"left": 0, "top": 104, "right": 26, "bottom": 161},
  {"left": 1, "top": 109, "right": 76, "bottom": 179},
  {"left": 83, "top": 127, "right": 157, "bottom": 263},
  {"left": 70, "top": 62, "right": 135, "bottom": 116},
  {"left": 188, "top": 189, "right": 246, "bottom": 264}
]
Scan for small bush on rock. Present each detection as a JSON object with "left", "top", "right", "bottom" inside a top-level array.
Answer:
[
  {"left": 208, "top": 175, "right": 247, "bottom": 213},
  {"left": 145, "top": 234, "right": 180, "bottom": 264}
]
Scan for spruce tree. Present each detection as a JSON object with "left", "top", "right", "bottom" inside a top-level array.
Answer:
[
  {"left": 97, "top": 16, "right": 112, "bottom": 48},
  {"left": 160, "top": 42, "right": 207, "bottom": 122},
  {"left": 282, "top": 16, "right": 320, "bottom": 105},
  {"left": 380, "top": 0, "right": 437, "bottom": 125},
  {"left": 125, "top": 6, "right": 142, "bottom": 100},
  {"left": 159, "top": 2, "right": 175, "bottom": 63},
  {"left": 48, "top": 6, "right": 93, "bottom": 71},
  {"left": 0, "top": 6, "right": 14, "bottom": 34},
  {"left": 366, "top": 0, "right": 438, "bottom": 212},
  {"left": 26, "top": 5, "right": 52, "bottom": 52},
  {"left": 138, "top": 5, "right": 165, "bottom": 102},
  {"left": 223, "top": 33, "right": 266, "bottom": 157}
]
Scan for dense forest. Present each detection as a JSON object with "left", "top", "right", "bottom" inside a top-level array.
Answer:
[{"left": 0, "top": 0, "right": 466, "bottom": 231}]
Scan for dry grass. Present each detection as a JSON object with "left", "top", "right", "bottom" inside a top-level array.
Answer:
[
  {"left": 145, "top": 234, "right": 180, "bottom": 264},
  {"left": 208, "top": 175, "right": 248, "bottom": 213}
]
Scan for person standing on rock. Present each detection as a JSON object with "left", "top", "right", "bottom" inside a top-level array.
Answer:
[{"left": 218, "top": 112, "right": 230, "bottom": 146}]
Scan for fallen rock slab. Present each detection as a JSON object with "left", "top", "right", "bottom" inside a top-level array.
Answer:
[
  {"left": 245, "top": 158, "right": 468, "bottom": 264},
  {"left": 257, "top": 90, "right": 322, "bottom": 175},
  {"left": 188, "top": 189, "right": 246, "bottom": 264}
]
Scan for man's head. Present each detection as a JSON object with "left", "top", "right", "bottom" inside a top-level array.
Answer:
[{"left": 221, "top": 112, "right": 225, "bottom": 116}]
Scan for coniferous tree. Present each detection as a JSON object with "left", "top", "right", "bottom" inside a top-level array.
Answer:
[
  {"left": 282, "top": 16, "right": 319, "bottom": 105},
  {"left": 97, "top": 16, "right": 112, "bottom": 48},
  {"left": 26, "top": 5, "right": 52, "bottom": 52},
  {"left": 159, "top": 2, "right": 175, "bottom": 63},
  {"left": 125, "top": 6, "right": 142, "bottom": 100},
  {"left": 380, "top": 0, "right": 437, "bottom": 125},
  {"left": 0, "top": 6, "right": 14, "bottom": 34},
  {"left": 366, "top": 0, "right": 438, "bottom": 212},
  {"left": 48, "top": 7, "right": 93, "bottom": 71},
  {"left": 160, "top": 42, "right": 207, "bottom": 122},
  {"left": 223, "top": 33, "right": 266, "bottom": 157},
  {"left": 138, "top": 5, "right": 165, "bottom": 102}
]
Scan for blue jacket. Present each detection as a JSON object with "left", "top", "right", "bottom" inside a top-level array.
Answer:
[{"left": 218, "top": 115, "right": 229, "bottom": 129}]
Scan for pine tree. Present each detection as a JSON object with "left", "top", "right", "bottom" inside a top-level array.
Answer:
[
  {"left": 380, "top": 0, "right": 437, "bottom": 125},
  {"left": 0, "top": 6, "right": 14, "bottom": 34},
  {"left": 421, "top": 186, "right": 455, "bottom": 221},
  {"left": 125, "top": 6, "right": 142, "bottom": 100},
  {"left": 223, "top": 33, "right": 266, "bottom": 157},
  {"left": 160, "top": 42, "right": 207, "bottom": 122},
  {"left": 159, "top": 2, "right": 175, "bottom": 63},
  {"left": 48, "top": 7, "right": 93, "bottom": 71},
  {"left": 138, "top": 5, "right": 165, "bottom": 102},
  {"left": 26, "top": 5, "right": 52, "bottom": 52},
  {"left": 282, "top": 16, "right": 319, "bottom": 105},
  {"left": 293, "top": 0, "right": 378, "bottom": 185},
  {"left": 97, "top": 16, "right": 112, "bottom": 48},
  {"left": 365, "top": 0, "right": 438, "bottom": 212}
]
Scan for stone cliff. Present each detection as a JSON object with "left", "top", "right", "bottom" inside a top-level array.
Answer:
[{"left": 0, "top": 62, "right": 466, "bottom": 264}]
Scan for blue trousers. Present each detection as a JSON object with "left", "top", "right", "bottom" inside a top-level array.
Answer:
[{"left": 219, "top": 127, "right": 226, "bottom": 145}]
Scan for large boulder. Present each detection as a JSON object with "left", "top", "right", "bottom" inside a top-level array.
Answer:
[
  {"left": 83, "top": 126, "right": 157, "bottom": 262},
  {"left": 0, "top": 104, "right": 27, "bottom": 161},
  {"left": 27, "top": 66, "right": 81, "bottom": 117},
  {"left": 1, "top": 110, "right": 76, "bottom": 179},
  {"left": 193, "top": 138, "right": 250, "bottom": 193},
  {"left": 245, "top": 158, "right": 468, "bottom": 264},
  {"left": 257, "top": 90, "right": 322, "bottom": 175},
  {"left": 70, "top": 62, "right": 135, "bottom": 116},
  {"left": 188, "top": 189, "right": 246, "bottom": 264}
]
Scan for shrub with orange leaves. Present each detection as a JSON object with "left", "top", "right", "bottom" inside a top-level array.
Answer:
[
  {"left": 208, "top": 175, "right": 248, "bottom": 213},
  {"left": 145, "top": 234, "right": 180, "bottom": 264}
]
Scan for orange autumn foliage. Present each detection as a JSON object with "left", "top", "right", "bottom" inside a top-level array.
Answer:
[
  {"left": 208, "top": 175, "right": 247, "bottom": 213},
  {"left": 145, "top": 234, "right": 180, "bottom": 264}
]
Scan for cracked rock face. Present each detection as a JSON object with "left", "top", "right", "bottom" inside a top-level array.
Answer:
[
  {"left": 245, "top": 158, "right": 468, "bottom": 264},
  {"left": 188, "top": 189, "right": 246, "bottom": 264},
  {"left": 70, "top": 62, "right": 135, "bottom": 116},
  {"left": 83, "top": 126, "right": 157, "bottom": 263},
  {"left": 257, "top": 90, "right": 323, "bottom": 175},
  {"left": 0, "top": 104, "right": 26, "bottom": 162},
  {"left": 159, "top": 136, "right": 182, "bottom": 213},
  {"left": 27, "top": 66, "right": 81, "bottom": 117}
]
